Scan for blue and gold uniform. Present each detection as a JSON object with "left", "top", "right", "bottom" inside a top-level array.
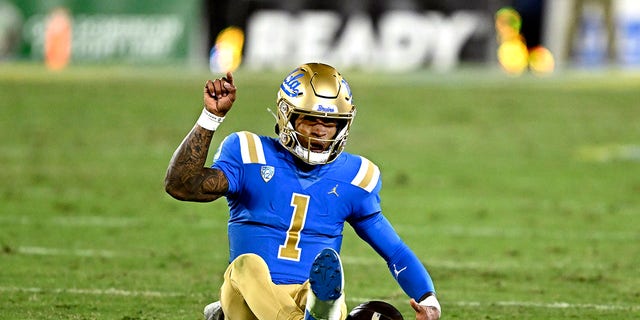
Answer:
[
  {"left": 212, "top": 131, "right": 435, "bottom": 301},
  {"left": 168, "top": 63, "right": 440, "bottom": 320}
]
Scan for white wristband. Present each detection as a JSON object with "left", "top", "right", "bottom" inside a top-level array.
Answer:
[
  {"left": 419, "top": 295, "right": 441, "bottom": 315},
  {"left": 197, "top": 108, "right": 225, "bottom": 131}
]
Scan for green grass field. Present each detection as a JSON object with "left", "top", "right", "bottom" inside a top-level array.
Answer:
[{"left": 1, "top": 63, "right": 639, "bottom": 319}]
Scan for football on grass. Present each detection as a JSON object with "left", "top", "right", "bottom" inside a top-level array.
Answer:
[{"left": 346, "top": 300, "right": 404, "bottom": 320}]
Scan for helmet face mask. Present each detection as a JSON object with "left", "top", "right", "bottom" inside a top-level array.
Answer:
[{"left": 276, "top": 63, "right": 356, "bottom": 165}]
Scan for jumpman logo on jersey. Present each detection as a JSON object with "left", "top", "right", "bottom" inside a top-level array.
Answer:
[
  {"left": 328, "top": 184, "right": 339, "bottom": 197},
  {"left": 393, "top": 264, "right": 407, "bottom": 278}
]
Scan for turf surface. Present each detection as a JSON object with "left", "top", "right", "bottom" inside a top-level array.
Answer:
[{"left": 1, "top": 64, "right": 639, "bottom": 319}]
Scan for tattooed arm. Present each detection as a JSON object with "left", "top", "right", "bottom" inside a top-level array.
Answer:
[
  {"left": 164, "top": 125, "right": 227, "bottom": 202},
  {"left": 164, "top": 72, "right": 236, "bottom": 202}
]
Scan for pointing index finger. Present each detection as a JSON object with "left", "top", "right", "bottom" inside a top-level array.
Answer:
[{"left": 225, "top": 72, "right": 234, "bottom": 85}]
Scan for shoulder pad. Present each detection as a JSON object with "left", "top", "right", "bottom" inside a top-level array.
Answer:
[
  {"left": 236, "top": 131, "right": 266, "bottom": 164},
  {"left": 350, "top": 156, "right": 380, "bottom": 192}
]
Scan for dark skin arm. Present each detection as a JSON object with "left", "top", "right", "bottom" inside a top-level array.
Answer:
[
  {"left": 410, "top": 298, "right": 441, "bottom": 320},
  {"left": 164, "top": 72, "right": 236, "bottom": 202}
]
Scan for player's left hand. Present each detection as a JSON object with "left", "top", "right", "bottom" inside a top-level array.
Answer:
[{"left": 410, "top": 298, "right": 440, "bottom": 320}]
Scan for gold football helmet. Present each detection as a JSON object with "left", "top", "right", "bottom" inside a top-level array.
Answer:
[{"left": 275, "top": 63, "right": 356, "bottom": 165}]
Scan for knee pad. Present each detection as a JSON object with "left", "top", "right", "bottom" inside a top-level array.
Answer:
[{"left": 230, "top": 253, "right": 270, "bottom": 279}]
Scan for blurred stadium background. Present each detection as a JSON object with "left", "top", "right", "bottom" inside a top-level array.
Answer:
[
  {"left": 1, "top": 0, "right": 639, "bottom": 319},
  {"left": 2, "top": 0, "right": 640, "bottom": 72}
]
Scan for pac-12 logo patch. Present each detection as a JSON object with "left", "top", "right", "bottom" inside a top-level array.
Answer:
[{"left": 260, "top": 165, "right": 275, "bottom": 182}]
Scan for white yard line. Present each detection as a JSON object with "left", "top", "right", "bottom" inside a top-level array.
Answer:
[
  {"left": 10, "top": 246, "right": 609, "bottom": 272},
  {"left": 12, "top": 245, "right": 227, "bottom": 260},
  {"left": 394, "top": 224, "right": 638, "bottom": 241},
  {"left": 0, "top": 215, "right": 141, "bottom": 227},
  {"left": 1, "top": 215, "right": 635, "bottom": 241},
  {"left": 8, "top": 247, "right": 540, "bottom": 271},
  {"left": 0, "top": 286, "right": 182, "bottom": 297},
  {"left": 16, "top": 246, "right": 120, "bottom": 258},
  {"left": 2, "top": 286, "right": 636, "bottom": 311},
  {"left": 1, "top": 215, "right": 634, "bottom": 241},
  {"left": 452, "top": 300, "right": 640, "bottom": 311},
  {"left": 346, "top": 296, "right": 639, "bottom": 311},
  {"left": 0, "top": 215, "right": 222, "bottom": 228},
  {"left": 340, "top": 256, "right": 609, "bottom": 271}
]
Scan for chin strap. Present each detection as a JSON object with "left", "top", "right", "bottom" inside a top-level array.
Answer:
[
  {"left": 293, "top": 143, "right": 331, "bottom": 165},
  {"left": 267, "top": 107, "right": 278, "bottom": 122}
]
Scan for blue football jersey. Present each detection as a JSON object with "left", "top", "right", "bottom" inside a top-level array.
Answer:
[{"left": 212, "top": 131, "right": 435, "bottom": 298}]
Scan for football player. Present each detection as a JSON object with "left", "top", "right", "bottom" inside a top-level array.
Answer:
[{"left": 165, "top": 63, "right": 441, "bottom": 320}]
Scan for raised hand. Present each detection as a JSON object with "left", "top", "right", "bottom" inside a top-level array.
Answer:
[{"left": 203, "top": 72, "right": 236, "bottom": 117}]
